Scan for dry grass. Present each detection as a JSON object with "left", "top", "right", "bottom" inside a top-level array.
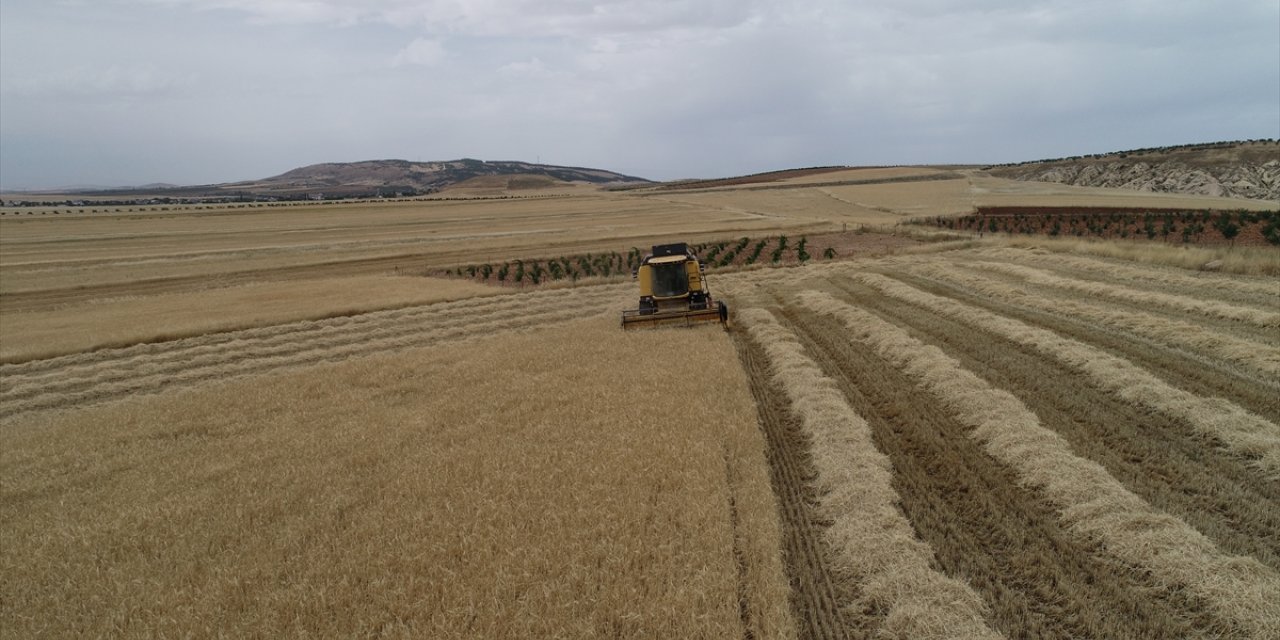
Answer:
[
  {"left": 968, "top": 261, "right": 1280, "bottom": 327},
  {"left": 908, "top": 262, "right": 1280, "bottom": 380},
  {"left": 851, "top": 271, "right": 1280, "bottom": 477},
  {"left": 738, "top": 307, "right": 999, "bottom": 640},
  {"left": 0, "top": 316, "right": 795, "bottom": 638},
  {"left": 0, "top": 285, "right": 631, "bottom": 419},
  {"left": 971, "top": 246, "right": 1280, "bottom": 303},
  {"left": 798, "top": 290, "right": 1280, "bottom": 639},
  {"left": 985, "top": 235, "right": 1280, "bottom": 276},
  {"left": 0, "top": 275, "right": 500, "bottom": 363}
]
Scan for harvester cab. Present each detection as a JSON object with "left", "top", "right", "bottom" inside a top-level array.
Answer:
[{"left": 621, "top": 243, "right": 729, "bottom": 330}]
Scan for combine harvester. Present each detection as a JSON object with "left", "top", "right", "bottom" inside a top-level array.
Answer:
[{"left": 621, "top": 243, "right": 729, "bottom": 330}]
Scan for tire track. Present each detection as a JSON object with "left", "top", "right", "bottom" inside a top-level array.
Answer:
[
  {"left": 731, "top": 330, "right": 856, "bottom": 640},
  {"left": 1, "top": 286, "right": 622, "bottom": 419},
  {"left": 770, "top": 301, "right": 1214, "bottom": 639},
  {"left": 736, "top": 307, "right": 998, "bottom": 640}
]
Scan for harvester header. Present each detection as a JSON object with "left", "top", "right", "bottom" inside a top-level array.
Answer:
[{"left": 620, "top": 243, "right": 729, "bottom": 330}]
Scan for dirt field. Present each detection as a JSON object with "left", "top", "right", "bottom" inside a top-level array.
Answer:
[{"left": 3, "top": 172, "right": 1278, "bottom": 638}]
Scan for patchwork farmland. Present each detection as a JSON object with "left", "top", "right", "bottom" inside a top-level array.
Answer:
[{"left": 2, "top": 168, "right": 1278, "bottom": 638}]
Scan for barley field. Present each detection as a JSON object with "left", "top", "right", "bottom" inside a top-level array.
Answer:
[{"left": 2, "top": 171, "right": 1278, "bottom": 638}]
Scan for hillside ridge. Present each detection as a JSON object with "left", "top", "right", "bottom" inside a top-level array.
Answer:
[{"left": 985, "top": 140, "right": 1279, "bottom": 201}]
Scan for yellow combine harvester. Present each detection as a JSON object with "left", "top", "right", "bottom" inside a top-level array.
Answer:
[{"left": 621, "top": 243, "right": 729, "bottom": 330}]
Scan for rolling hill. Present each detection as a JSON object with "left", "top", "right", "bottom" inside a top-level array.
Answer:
[
  {"left": 228, "top": 158, "right": 650, "bottom": 197},
  {"left": 985, "top": 140, "right": 1279, "bottom": 201}
]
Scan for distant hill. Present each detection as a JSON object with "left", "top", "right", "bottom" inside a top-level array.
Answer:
[
  {"left": 985, "top": 140, "right": 1279, "bottom": 201},
  {"left": 229, "top": 159, "right": 649, "bottom": 197},
  {"left": 15, "top": 159, "right": 649, "bottom": 200}
]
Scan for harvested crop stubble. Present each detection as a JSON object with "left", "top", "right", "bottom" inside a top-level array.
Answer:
[
  {"left": 0, "top": 275, "right": 504, "bottom": 363},
  {"left": 974, "top": 247, "right": 1280, "bottom": 303},
  {"left": 738, "top": 307, "right": 1000, "bottom": 640},
  {"left": 907, "top": 262, "right": 1280, "bottom": 380},
  {"left": 967, "top": 261, "right": 1280, "bottom": 328},
  {"left": 798, "top": 290, "right": 1280, "bottom": 639},
  {"left": 850, "top": 271, "right": 1280, "bottom": 477},
  {"left": 0, "top": 316, "right": 796, "bottom": 639},
  {"left": 0, "top": 285, "right": 628, "bottom": 418},
  {"left": 983, "top": 236, "right": 1280, "bottom": 276}
]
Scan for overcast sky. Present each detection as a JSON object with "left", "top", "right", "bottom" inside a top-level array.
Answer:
[{"left": 1, "top": 0, "right": 1277, "bottom": 189}]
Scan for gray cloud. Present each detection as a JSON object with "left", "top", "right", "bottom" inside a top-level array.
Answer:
[{"left": 2, "top": 0, "right": 1276, "bottom": 188}]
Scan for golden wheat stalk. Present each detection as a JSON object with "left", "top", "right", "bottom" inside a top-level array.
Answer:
[
  {"left": 798, "top": 290, "right": 1280, "bottom": 639},
  {"left": 738, "top": 307, "right": 1002, "bottom": 640}
]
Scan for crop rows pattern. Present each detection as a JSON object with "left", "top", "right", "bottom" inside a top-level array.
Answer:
[
  {"left": 0, "top": 284, "right": 627, "bottom": 419},
  {"left": 723, "top": 247, "right": 1280, "bottom": 639}
]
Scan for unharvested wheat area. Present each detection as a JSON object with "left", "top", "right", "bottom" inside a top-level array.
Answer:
[{"left": 2, "top": 169, "right": 1278, "bottom": 639}]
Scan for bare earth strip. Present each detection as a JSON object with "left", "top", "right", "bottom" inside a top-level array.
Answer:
[
  {"left": 799, "top": 290, "right": 1280, "bottom": 639},
  {"left": 850, "top": 271, "right": 1280, "bottom": 477},
  {"left": 732, "top": 331, "right": 857, "bottom": 640},
  {"left": 738, "top": 308, "right": 1000, "bottom": 640}
]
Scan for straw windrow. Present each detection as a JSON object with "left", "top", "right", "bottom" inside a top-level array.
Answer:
[
  {"left": 798, "top": 290, "right": 1280, "bottom": 639},
  {"left": 851, "top": 272, "right": 1280, "bottom": 477},
  {"left": 738, "top": 307, "right": 1002, "bottom": 640},
  {"left": 907, "top": 262, "right": 1280, "bottom": 379}
]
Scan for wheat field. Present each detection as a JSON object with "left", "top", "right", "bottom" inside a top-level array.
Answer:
[
  {"left": 720, "top": 244, "right": 1278, "bottom": 638},
  {"left": 3, "top": 172, "right": 1278, "bottom": 638}
]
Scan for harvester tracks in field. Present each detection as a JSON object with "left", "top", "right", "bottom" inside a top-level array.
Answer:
[
  {"left": 0, "top": 285, "right": 624, "bottom": 419},
  {"left": 728, "top": 249, "right": 1280, "bottom": 638},
  {"left": 774, "top": 300, "right": 1210, "bottom": 638},
  {"left": 732, "top": 333, "right": 856, "bottom": 640}
]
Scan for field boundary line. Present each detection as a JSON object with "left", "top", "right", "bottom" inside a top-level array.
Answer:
[
  {"left": 906, "top": 263, "right": 1280, "bottom": 380},
  {"left": 739, "top": 307, "right": 1001, "bottom": 640},
  {"left": 853, "top": 272, "right": 1280, "bottom": 477},
  {"left": 968, "top": 261, "right": 1280, "bottom": 328},
  {"left": 799, "top": 290, "right": 1280, "bottom": 639}
]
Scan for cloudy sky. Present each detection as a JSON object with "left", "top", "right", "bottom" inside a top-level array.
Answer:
[{"left": 1, "top": 0, "right": 1277, "bottom": 189}]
